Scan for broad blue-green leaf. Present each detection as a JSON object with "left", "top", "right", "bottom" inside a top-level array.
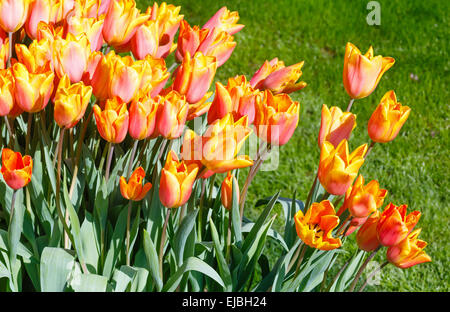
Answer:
[
  {"left": 142, "top": 229, "right": 163, "bottom": 291},
  {"left": 102, "top": 208, "right": 127, "bottom": 278},
  {"left": 174, "top": 210, "right": 198, "bottom": 267},
  {"left": 209, "top": 218, "right": 232, "bottom": 291},
  {"left": 80, "top": 212, "right": 100, "bottom": 273},
  {"left": 230, "top": 176, "right": 241, "bottom": 245},
  {"left": 40, "top": 247, "right": 75, "bottom": 292}
]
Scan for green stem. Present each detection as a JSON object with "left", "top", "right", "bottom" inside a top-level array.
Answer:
[
  {"left": 364, "top": 140, "right": 376, "bottom": 160},
  {"left": 127, "top": 140, "right": 139, "bottom": 178},
  {"left": 9, "top": 190, "right": 17, "bottom": 227},
  {"left": 105, "top": 143, "right": 114, "bottom": 182},
  {"left": 346, "top": 98, "right": 355, "bottom": 112},
  {"left": 348, "top": 247, "right": 380, "bottom": 292},
  {"left": 159, "top": 209, "right": 171, "bottom": 279},
  {"left": 25, "top": 113, "right": 32, "bottom": 155},
  {"left": 325, "top": 256, "right": 352, "bottom": 292},
  {"left": 197, "top": 178, "right": 207, "bottom": 241},
  {"left": 126, "top": 200, "right": 132, "bottom": 266},
  {"left": 305, "top": 173, "right": 318, "bottom": 211},
  {"left": 4, "top": 116, "right": 14, "bottom": 148},
  {"left": 358, "top": 261, "right": 389, "bottom": 292}
]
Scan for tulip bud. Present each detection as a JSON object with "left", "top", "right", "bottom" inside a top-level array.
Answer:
[
  {"left": 318, "top": 140, "right": 367, "bottom": 195},
  {"left": 0, "top": 0, "right": 30, "bottom": 33},
  {"left": 343, "top": 42, "right": 395, "bottom": 99},
  {"left": 53, "top": 75, "right": 92, "bottom": 129},
  {"left": 0, "top": 68, "right": 14, "bottom": 116},
  {"left": 12, "top": 62, "right": 54, "bottom": 113},
  {"left": 203, "top": 6, "right": 244, "bottom": 35},
  {"left": 119, "top": 167, "right": 152, "bottom": 201},
  {"left": 153, "top": 90, "right": 188, "bottom": 140},
  {"left": 221, "top": 171, "right": 237, "bottom": 210},
  {"left": 377, "top": 203, "right": 421, "bottom": 247},
  {"left": 172, "top": 51, "right": 217, "bottom": 104},
  {"left": 356, "top": 210, "right": 381, "bottom": 252},
  {"left": 128, "top": 93, "right": 158, "bottom": 140},
  {"left": 1, "top": 148, "right": 33, "bottom": 190},
  {"left": 159, "top": 150, "right": 199, "bottom": 208},
  {"left": 318, "top": 104, "right": 356, "bottom": 148},
  {"left": 254, "top": 90, "right": 300, "bottom": 146},
  {"left": 93, "top": 97, "right": 129, "bottom": 144},
  {"left": 368, "top": 90, "right": 411, "bottom": 143},
  {"left": 386, "top": 229, "right": 431, "bottom": 269}
]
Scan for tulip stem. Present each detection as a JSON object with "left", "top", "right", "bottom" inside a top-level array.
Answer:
[
  {"left": 9, "top": 190, "right": 17, "bottom": 227},
  {"left": 293, "top": 243, "right": 307, "bottom": 279},
  {"left": 348, "top": 247, "right": 380, "bottom": 292},
  {"left": 105, "top": 143, "right": 114, "bottom": 183},
  {"left": 159, "top": 209, "right": 171, "bottom": 279},
  {"left": 4, "top": 116, "right": 15, "bottom": 148},
  {"left": 127, "top": 140, "right": 139, "bottom": 179},
  {"left": 305, "top": 173, "right": 318, "bottom": 211},
  {"left": 325, "top": 256, "right": 351, "bottom": 292},
  {"left": 126, "top": 200, "right": 132, "bottom": 266},
  {"left": 358, "top": 261, "right": 389, "bottom": 292},
  {"left": 364, "top": 140, "right": 376, "bottom": 160},
  {"left": 346, "top": 98, "right": 355, "bottom": 112},
  {"left": 25, "top": 113, "right": 32, "bottom": 155},
  {"left": 7, "top": 32, "right": 13, "bottom": 68},
  {"left": 225, "top": 210, "right": 232, "bottom": 263},
  {"left": 197, "top": 178, "right": 207, "bottom": 241}
]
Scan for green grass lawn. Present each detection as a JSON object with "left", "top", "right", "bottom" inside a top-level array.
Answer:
[{"left": 137, "top": 0, "right": 449, "bottom": 291}]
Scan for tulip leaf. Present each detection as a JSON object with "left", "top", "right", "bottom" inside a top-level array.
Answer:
[
  {"left": 102, "top": 207, "right": 127, "bottom": 279},
  {"left": 329, "top": 249, "right": 366, "bottom": 292},
  {"left": 230, "top": 176, "right": 242, "bottom": 245},
  {"left": 80, "top": 212, "right": 100, "bottom": 274},
  {"left": 173, "top": 209, "right": 198, "bottom": 267},
  {"left": 40, "top": 247, "right": 76, "bottom": 292},
  {"left": 209, "top": 218, "right": 232, "bottom": 291},
  {"left": 142, "top": 229, "right": 163, "bottom": 291}
]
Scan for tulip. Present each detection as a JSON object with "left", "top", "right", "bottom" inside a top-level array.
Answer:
[
  {"left": 172, "top": 51, "right": 217, "bottom": 104},
  {"left": 250, "top": 58, "right": 307, "bottom": 94},
  {"left": 83, "top": 51, "right": 111, "bottom": 101},
  {"left": 318, "top": 104, "right": 356, "bottom": 148},
  {"left": 128, "top": 92, "right": 158, "bottom": 140},
  {"left": 72, "top": 0, "right": 106, "bottom": 18},
  {"left": 1, "top": 148, "right": 33, "bottom": 190},
  {"left": 318, "top": 140, "right": 367, "bottom": 196},
  {"left": 93, "top": 97, "right": 129, "bottom": 144},
  {"left": 52, "top": 32, "right": 90, "bottom": 83},
  {"left": 109, "top": 53, "right": 143, "bottom": 103},
  {"left": 203, "top": 6, "right": 244, "bottom": 35},
  {"left": 24, "top": 0, "right": 51, "bottom": 39},
  {"left": 53, "top": 75, "right": 92, "bottom": 129},
  {"left": 102, "top": 0, "right": 149, "bottom": 49},
  {"left": 131, "top": 19, "right": 159, "bottom": 60},
  {"left": 294, "top": 200, "right": 342, "bottom": 251},
  {"left": 0, "top": 30, "right": 8, "bottom": 69},
  {"left": 343, "top": 42, "right": 395, "bottom": 99},
  {"left": 186, "top": 91, "right": 212, "bottom": 121},
  {"left": 142, "top": 54, "right": 170, "bottom": 98},
  {"left": 356, "top": 210, "right": 381, "bottom": 251},
  {"left": 159, "top": 150, "right": 199, "bottom": 208},
  {"left": 0, "top": 0, "right": 30, "bottom": 33},
  {"left": 377, "top": 203, "right": 421, "bottom": 247},
  {"left": 175, "top": 20, "right": 208, "bottom": 62},
  {"left": 386, "top": 229, "right": 431, "bottom": 269},
  {"left": 12, "top": 62, "right": 54, "bottom": 113},
  {"left": 153, "top": 90, "right": 188, "bottom": 140},
  {"left": 50, "top": 0, "right": 75, "bottom": 24},
  {"left": 119, "top": 166, "right": 152, "bottom": 201},
  {"left": 207, "top": 75, "right": 262, "bottom": 124},
  {"left": 15, "top": 38, "right": 52, "bottom": 73},
  {"left": 0, "top": 68, "right": 14, "bottom": 116},
  {"left": 221, "top": 171, "right": 237, "bottom": 210},
  {"left": 180, "top": 128, "right": 204, "bottom": 170},
  {"left": 368, "top": 90, "right": 411, "bottom": 143},
  {"left": 201, "top": 113, "right": 253, "bottom": 174},
  {"left": 338, "top": 175, "right": 387, "bottom": 218},
  {"left": 65, "top": 13, "right": 104, "bottom": 52},
  {"left": 254, "top": 90, "right": 300, "bottom": 146}
]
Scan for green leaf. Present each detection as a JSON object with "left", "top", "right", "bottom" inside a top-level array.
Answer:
[
  {"left": 142, "top": 229, "right": 163, "bottom": 291},
  {"left": 330, "top": 250, "right": 366, "bottom": 292},
  {"left": 102, "top": 208, "right": 127, "bottom": 279},
  {"left": 8, "top": 189, "right": 25, "bottom": 265},
  {"left": 71, "top": 271, "right": 108, "bottom": 292},
  {"left": 174, "top": 210, "right": 198, "bottom": 267},
  {"left": 209, "top": 218, "right": 232, "bottom": 291},
  {"left": 112, "top": 267, "right": 134, "bottom": 292},
  {"left": 230, "top": 176, "right": 242, "bottom": 245},
  {"left": 80, "top": 212, "right": 100, "bottom": 273},
  {"left": 40, "top": 247, "right": 75, "bottom": 292}
]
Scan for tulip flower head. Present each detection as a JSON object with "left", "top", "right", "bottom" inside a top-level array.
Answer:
[
  {"left": 343, "top": 42, "right": 395, "bottom": 99},
  {"left": 368, "top": 90, "right": 411, "bottom": 143},
  {"left": 119, "top": 166, "right": 152, "bottom": 201},
  {"left": 318, "top": 104, "right": 356, "bottom": 148},
  {"left": 152, "top": 90, "right": 188, "bottom": 140},
  {"left": 250, "top": 58, "right": 307, "bottom": 94},
  {"left": 0, "top": 68, "right": 14, "bottom": 116},
  {"left": 128, "top": 92, "right": 159, "bottom": 140},
  {"left": 53, "top": 75, "right": 92, "bottom": 129},
  {"left": 254, "top": 90, "right": 300, "bottom": 146},
  {"left": 0, "top": 30, "right": 8, "bottom": 69},
  {"left": 159, "top": 150, "right": 199, "bottom": 208},
  {"left": 0, "top": 0, "right": 31, "bottom": 33},
  {"left": 294, "top": 200, "right": 342, "bottom": 251},
  {"left": 93, "top": 97, "right": 129, "bottom": 144},
  {"left": 221, "top": 171, "right": 237, "bottom": 210},
  {"left": 1, "top": 148, "right": 33, "bottom": 190},
  {"left": 356, "top": 210, "right": 381, "bottom": 252},
  {"left": 318, "top": 140, "right": 367, "bottom": 196},
  {"left": 203, "top": 6, "right": 244, "bottom": 35},
  {"left": 15, "top": 38, "right": 53, "bottom": 73},
  {"left": 386, "top": 229, "right": 431, "bottom": 269},
  {"left": 377, "top": 203, "right": 421, "bottom": 247}
]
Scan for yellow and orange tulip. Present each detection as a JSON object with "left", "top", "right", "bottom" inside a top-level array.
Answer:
[
  {"left": 119, "top": 166, "right": 152, "bottom": 201},
  {"left": 128, "top": 92, "right": 158, "bottom": 140},
  {"left": 294, "top": 200, "right": 342, "bottom": 251},
  {"left": 1, "top": 148, "right": 33, "bottom": 190},
  {"left": 0, "top": 30, "right": 8, "bottom": 69},
  {"left": 356, "top": 210, "right": 381, "bottom": 252},
  {"left": 386, "top": 229, "right": 431, "bottom": 269},
  {"left": 343, "top": 42, "right": 395, "bottom": 99},
  {"left": 93, "top": 97, "right": 129, "bottom": 144},
  {"left": 318, "top": 104, "right": 356, "bottom": 148},
  {"left": 0, "top": 68, "right": 14, "bottom": 116},
  {"left": 318, "top": 139, "right": 367, "bottom": 196},
  {"left": 368, "top": 90, "right": 411, "bottom": 143},
  {"left": 153, "top": 90, "right": 188, "bottom": 140},
  {"left": 15, "top": 38, "right": 53, "bottom": 73},
  {"left": 221, "top": 171, "right": 237, "bottom": 210},
  {"left": 203, "top": 6, "right": 244, "bottom": 35},
  {"left": 159, "top": 150, "right": 199, "bottom": 208}
]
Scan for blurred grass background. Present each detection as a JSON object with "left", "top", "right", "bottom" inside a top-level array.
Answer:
[{"left": 136, "top": 0, "right": 449, "bottom": 291}]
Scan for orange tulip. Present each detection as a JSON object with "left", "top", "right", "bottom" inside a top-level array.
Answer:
[
  {"left": 102, "top": 0, "right": 149, "bottom": 49},
  {"left": 356, "top": 210, "right": 381, "bottom": 252},
  {"left": 131, "top": 19, "right": 159, "bottom": 60},
  {"left": 207, "top": 75, "right": 262, "bottom": 124},
  {"left": 318, "top": 104, "right": 356, "bottom": 148},
  {"left": 15, "top": 38, "right": 53, "bottom": 73},
  {"left": 83, "top": 51, "right": 111, "bottom": 101},
  {"left": 65, "top": 13, "right": 104, "bottom": 52},
  {"left": 93, "top": 97, "right": 129, "bottom": 144},
  {"left": 377, "top": 203, "right": 421, "bottom": 247},
  {"left": 186, "top": 91, "right": 212, "bottom": 121},
  {"left": 24, "top": 0, "right": 52, "bottom": 39},
  {"left": 0, "top": 68, "right": 14, "bottom": 116},
  {"left": 109, "top": 53, "right": 144, "bottom": 103},
  {"left": 386, "top": 229, "right": 431, "bottom": 269},
  {"left": 49, "top": 0, "right": 75, "bottom": 24},
  {"left": 119, "top": 166, "right": 152, "bottom": 201},
  {"left": 152, "top": 90, "right": 188, "bottom": 140},
  {"left": 159, "top": 150, "right": 199, "bottom": 208},
  {"left": 368, "top": 90, "right": 411, "bottom": 143},
  {"left": 0, "top": 30, "right": 8, "bottom": 69},
  {"left": 12, "top": 62, "right": 54, "bottom": 113},
  {"left": 253, "top": 90, "right": 300, "bottom": 146},
  {"left": 53, "top": 75, "right": 92, "bottom": 129},
  {"left": 318, "top": 140, "right": 367, "bottom": 196},
  {"left": 128, "top": 92, "right": 158, "bottom": 140},
  {"left": 250, "top": 58, "right": 307, "bottom": 94},
  {"left": 338, "top": 175, "right": 387, "bottom": 218},
  {"left": 294, "top": 200, "right": 342, "bottom": 251},
  {"left": 221, "top": 171, "right": 237, "bottom": 210},
  {"left": 172, "top": 51, "right": 217, "bottom": 104},
  {"left": 203, "top": 6, "right": 244, "bottom": 35},
  {"left": 1, "top": 148, "right": 33, "bottom": 190},
  {"left": 0, "top": 0, "right": 30, "bottom": 33},
  {"left": 142, "top": 54, "right": 170, "bottom": 98},
  {"left": 343, "top": 42, "right": 395, "bottom": 99}
]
